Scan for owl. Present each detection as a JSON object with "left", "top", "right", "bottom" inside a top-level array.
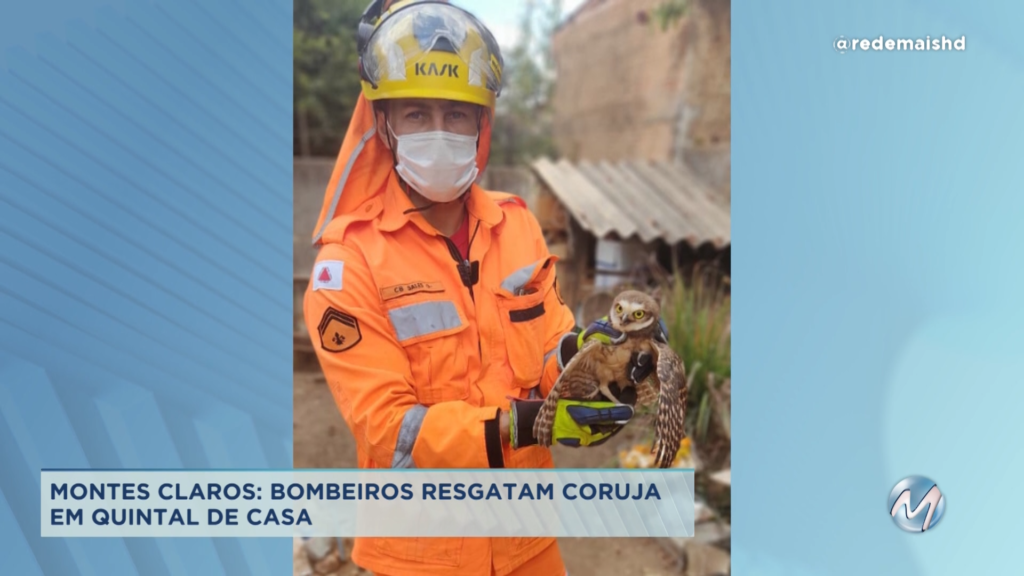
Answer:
[{"left": 533, "top": 290, "right": 688, "bottom": 468}]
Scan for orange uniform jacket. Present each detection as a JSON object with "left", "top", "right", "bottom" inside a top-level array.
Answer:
[{"left": 304, "top": 96, "right": 576, "bottom": 576}]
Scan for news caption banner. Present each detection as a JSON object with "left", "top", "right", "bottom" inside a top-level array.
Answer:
[{"left": 42, "top": 470, "right": 694, "bottom": 538}]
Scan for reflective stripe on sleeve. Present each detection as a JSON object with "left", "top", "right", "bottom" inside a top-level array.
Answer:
[{"left": 391, "top": 405, "right": 427, "bottom": 469}]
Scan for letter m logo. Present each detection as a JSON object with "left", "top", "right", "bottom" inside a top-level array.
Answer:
[{"left": 890, "top": 485, "right": 942, "bottom": 531}]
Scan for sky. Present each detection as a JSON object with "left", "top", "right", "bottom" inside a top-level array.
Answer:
[{"left": 451, "top": 0, "right": 588, "bottom": 50}]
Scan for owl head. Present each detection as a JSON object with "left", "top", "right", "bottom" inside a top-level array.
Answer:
[{"left": 608, "top": 290, "right": 661, "bottom": 334}]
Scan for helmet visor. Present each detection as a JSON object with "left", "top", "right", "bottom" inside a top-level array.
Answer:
[{"left": 363, "top": 3, "right": 503, "bottom": 97}]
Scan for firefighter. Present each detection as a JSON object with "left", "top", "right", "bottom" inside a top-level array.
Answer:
[{"left": 305, "top": 1, "right": 653, "bottom": 574}]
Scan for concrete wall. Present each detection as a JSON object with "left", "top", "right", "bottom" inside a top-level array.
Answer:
[
  {"left": 479, "top": 165, "right": 539, "bottom": 209},
  {"left": 551, "top": 0, "right": 731, "bottom": 193},
  {"left": 552, "top": 0, "right": 688, "bottom": 162},
  {"left": 294, "top": 158, "right": 335, "bottom": 279},
  {"left": 673, "top": 0, "right": 731, "bottom": 195}
]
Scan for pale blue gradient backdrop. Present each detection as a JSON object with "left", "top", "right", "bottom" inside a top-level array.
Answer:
[
  {"left": 0, "top": 0, "right": 291, "bottom": 574},
  {"left": 734, "top": 0, "right": 1024, "bottom": 574},
  {"left": 3, "top": 0, "right": 1024, "bottom": 574}
]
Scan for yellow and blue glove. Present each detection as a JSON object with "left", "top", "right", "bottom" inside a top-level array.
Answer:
[
  {"left": 509, "top": 316, "right": 669, "bottom": 449},
  {"left": 510, "top": 397, "right": 636, "bottom": 449}
]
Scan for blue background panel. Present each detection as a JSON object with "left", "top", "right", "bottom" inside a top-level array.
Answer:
[
  {"left": 0, "top": 0, "right": 292, "bottom": 574},
  {"left": 734, "top": 0, "right": 1024, "bottom": 574},
  {"left": 5, "top": 0, "right": 1024, "bottom": 574}
]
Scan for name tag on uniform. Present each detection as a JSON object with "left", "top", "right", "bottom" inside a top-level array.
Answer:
[{"left": 380, "top": 281, "right": 445, "bottom": 301}]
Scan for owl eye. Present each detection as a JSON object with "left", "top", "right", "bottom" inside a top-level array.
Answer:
[
  {"left": 615, "top": 304, "right": 623, "bottom": 314},
  {"left": 633, "top": 310, "right": 646, "bottom": 320}
]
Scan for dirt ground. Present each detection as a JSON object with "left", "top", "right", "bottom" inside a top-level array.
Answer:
[{"left": 293, "top": 370, "right": 684, "bottom": 575}]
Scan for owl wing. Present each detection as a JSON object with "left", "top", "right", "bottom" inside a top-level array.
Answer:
[
  {"left": 554, "top": 337, "right": 609, "bottom": 399},
  {"left": 651, "top": 341, "right": 688, "bottom": 468},
  {"left": 533, "top": 339, "right": 604, "bottom": 446}
]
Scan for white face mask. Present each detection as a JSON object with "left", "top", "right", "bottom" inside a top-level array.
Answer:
[{"left": 389, "top": 123, "right": 480, "bottom": 203}]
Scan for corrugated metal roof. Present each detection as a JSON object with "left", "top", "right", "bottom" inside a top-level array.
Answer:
[{"left": 531, "top": 158, "right": 730, "bottom": 247}]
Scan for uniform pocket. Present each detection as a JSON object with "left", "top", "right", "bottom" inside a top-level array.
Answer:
[
  {"left": 388, "top": 299, "right": 469, "bottom": 405},
  {"left": 497, "top": 290, "right": 548, "bottom": 389},
  {"left": 496, "top": 258, "right": 558, "bottom": 390},
  {"left": 374, "top": 537, "right": 464, "bottom": 567}
]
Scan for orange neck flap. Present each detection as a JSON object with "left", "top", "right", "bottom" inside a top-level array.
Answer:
[{"left": 311, "top": 94, "right": 494, "bottom": 245}]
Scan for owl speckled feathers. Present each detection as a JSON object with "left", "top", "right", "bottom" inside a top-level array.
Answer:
[{"left": 533, "top": 290, "right": 688, "bottom": 468}]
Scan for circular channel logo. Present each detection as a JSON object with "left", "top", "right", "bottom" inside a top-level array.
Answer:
[{"left": 888, "top": 475, "right": 945, "bottom": 533}]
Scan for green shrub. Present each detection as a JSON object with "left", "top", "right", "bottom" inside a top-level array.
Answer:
[{"left": 663, "top": 269, "right": 730, "bottom": 442}]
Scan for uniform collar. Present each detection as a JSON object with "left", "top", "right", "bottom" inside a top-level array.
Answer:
[{"left": 378, "top": 172, "right": 505, "bottom": 234}]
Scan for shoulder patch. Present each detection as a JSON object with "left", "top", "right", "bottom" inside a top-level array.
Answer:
[
  {"left": 313, "top": 261, "right": 344, "bottom": 291},
  {"left": 318, "top": 307, "right": 362, "bottom": 353}
]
